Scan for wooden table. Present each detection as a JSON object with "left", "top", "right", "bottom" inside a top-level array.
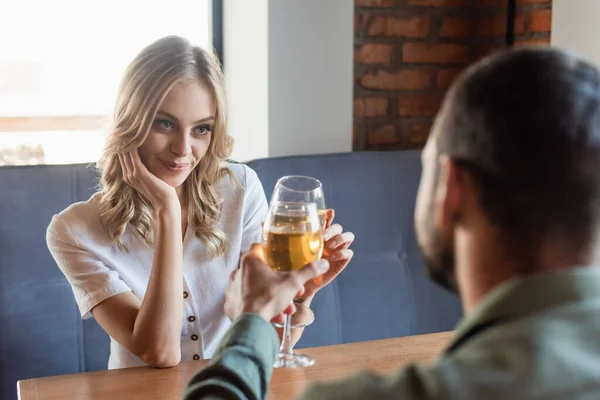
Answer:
[{"left": 18, "top": 331, "right": 453, "bottom": 400}]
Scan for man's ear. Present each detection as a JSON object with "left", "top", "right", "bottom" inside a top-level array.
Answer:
[{"left": 436, "top": 156, "right": 466, "bottom": 231}]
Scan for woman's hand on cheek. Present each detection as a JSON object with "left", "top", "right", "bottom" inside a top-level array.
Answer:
[{"left": 119, "top": 150, "right": 179, "bottom": 213}]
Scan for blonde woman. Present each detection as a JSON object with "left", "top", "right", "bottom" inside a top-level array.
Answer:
[{"left": 46, "top": 36, "right": 354, "bottom": 369}]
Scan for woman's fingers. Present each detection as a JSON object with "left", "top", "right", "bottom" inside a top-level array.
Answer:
[{"left": 326, "top": 231, "right": 355, "bottom": 250}]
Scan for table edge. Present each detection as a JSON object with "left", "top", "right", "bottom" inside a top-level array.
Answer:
[
  {"left": 17, "top": 378, "right": 39, "bottom": 400},
  {"left": 13, "top": 330, "right": 455, "bottom": 400}
]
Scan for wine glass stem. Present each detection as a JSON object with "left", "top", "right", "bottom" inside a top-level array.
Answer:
[{"left": 279, "top": 313, "right": 294, "bottom": 358}]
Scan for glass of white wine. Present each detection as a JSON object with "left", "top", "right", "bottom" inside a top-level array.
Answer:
[
  {"left": 262, "top": 200, "right": 324, "bottom": 368},
  {"left": 270, "top": 176, "right": 328, "bottom": 332}
]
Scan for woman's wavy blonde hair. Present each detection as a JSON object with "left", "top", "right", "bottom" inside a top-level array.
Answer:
[{"left": 97, "top": 35, "right": 233, "bottom": 258}]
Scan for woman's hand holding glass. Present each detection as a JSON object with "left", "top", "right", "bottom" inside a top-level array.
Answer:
[{"left": 297, "top": 209, "right": 355, "bottom": 303}]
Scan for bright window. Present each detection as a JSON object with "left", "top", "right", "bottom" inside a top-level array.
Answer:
[{"left": 0, "top": 0, "right": 213, "bottom": 166}]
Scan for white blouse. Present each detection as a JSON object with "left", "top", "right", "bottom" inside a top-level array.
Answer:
[{"left": 46, "top": 163, "right": 268, "bottom": 369}]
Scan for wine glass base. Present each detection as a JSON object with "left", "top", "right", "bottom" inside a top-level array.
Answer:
[{"left": 274, "top": 352, "right": 315, "bottom": 368}]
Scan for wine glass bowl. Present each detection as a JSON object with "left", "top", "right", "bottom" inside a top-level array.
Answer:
[
  {"left": 263, "top": 202, "right": 323, "bottom": 273},
  {"left": 271, "top": 176, "right": 327, "bottom": 228}
]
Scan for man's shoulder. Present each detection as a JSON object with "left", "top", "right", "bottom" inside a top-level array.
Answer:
[
  {"left": 443, "top": 308, "right": 600, "bottom": 398},
  {"left": 302, "top": 310, "right": 600, "bottom": 400},
  {"left": 299, "top": 362, "right": 443, "bottom": 400}
]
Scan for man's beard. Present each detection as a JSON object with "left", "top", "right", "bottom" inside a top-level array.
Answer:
[
  {"left": 416, "top": 155, "right": 459, "bottom": 294},
  {"left": 421, "top": 227, "right": 459, "bottom": 294}
]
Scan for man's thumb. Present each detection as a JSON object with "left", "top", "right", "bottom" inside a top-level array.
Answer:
[{"left": 293, "top": 259, "right": 329, "bottom": 283}]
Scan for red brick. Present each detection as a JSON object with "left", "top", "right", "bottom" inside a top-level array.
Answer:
[
  {"left": 437, "top": 68, "right": 464, "bottom": 89},
  {"left": 403, "top": 43, "right": 469, "bottom": 64},
  {"left": 356, "top": 0, "right": 395, "bottom": 7},
  {"left": 408, "top": 122, "right": 431, "bottom": 144},
  {"left": 356, "top": 13, "right": 370, "bottom": 33},
  {"left": 355, "top": 44, "right": 392, "bottom": 64},
  {"left": 517, "top": 0, "right": 550, "bottom": 4},
  {"left": 398, "top": 94, "right": 443, "bottom": 116},
  {"left": 407, "top": 0, "right": 468, "bottom": 6},
  {"left": 360, "top": 69, "right": 431, "bottom": 90},
  {"left": 475, "top": 0, "right": 499, "bottom": 5},
  {"left": 528, "top": 9, "right": 552, "bottom": 32},
  {"left": 439, "top": 17, "right": 474, "bottom": 37},
  {"left": 368, "top": 15, "right": 431, "bottom": 38},
  {"left": 479, "top": 14, "right": 525, "bottom": 36},
  {"left": 473, "top": 44, "right": 504, "bottom": 61},
  {"left": 366, "top": 125, "right": 398, "bottom": 146},
  {"left": 354, "top": 97, "right": 388, "bottom": 117},
  {"left": 353, "top": 124, "right": 361, "bottom": 149},
  {"left": 515, "top": 38, "right": 551, "bottom": 48}
]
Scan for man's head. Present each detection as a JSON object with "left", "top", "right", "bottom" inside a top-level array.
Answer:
[{"left": 415, "top": 47, "right": 600, "bottom": 293}]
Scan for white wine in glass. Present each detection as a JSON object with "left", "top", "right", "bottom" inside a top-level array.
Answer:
[
  {"left": 264, "top": 214, "right": 324, "bottom": 272},
  {"left": 262, "top": 201, "right": 324, "bottom": 368}
]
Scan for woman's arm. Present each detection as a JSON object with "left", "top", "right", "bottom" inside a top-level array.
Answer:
[
  {"left": 92, "top": 203, "right": 184, "bottom": 367},
  {"left": 93, "top": 150, "right": 187, "bottom": 367}
]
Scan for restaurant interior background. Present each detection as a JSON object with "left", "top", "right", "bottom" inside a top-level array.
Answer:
[
  {"left": 2, "top": 0, "right": 599, "bottom": 399},
  {"left": 4, "top": 0, "right": 583, "bottom": 168}
]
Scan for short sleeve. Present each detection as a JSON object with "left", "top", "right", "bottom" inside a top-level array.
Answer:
[
  {"left": 46, "top": 215, "right": 132, "bottom": 319},
  {"left": 240, "top": 166, "right": 268, "bottom": 253}
]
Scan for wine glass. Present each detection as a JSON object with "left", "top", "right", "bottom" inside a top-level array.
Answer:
[
  {"left": 266, "top": 176, "right": 327, "bottom": 366},
  {"left": 271, "top": 176, "right": 327, "bottom": 229},
  {"left": 262, "top": 200, "right": 324, "bottom": 368},
  {"left": 272, "top": 176, "right": 328, "bottom": 326}
]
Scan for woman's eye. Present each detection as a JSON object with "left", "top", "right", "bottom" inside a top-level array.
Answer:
[
  {"left": 154, "top": 119, "right": 174, "bottom": 130},
  {"left": 195, "top": 125, "right": 213, "bottom": 135}
]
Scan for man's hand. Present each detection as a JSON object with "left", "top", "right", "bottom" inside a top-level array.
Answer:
[{"left": 225, "top": 244, "right": 330, "bottom": 322}]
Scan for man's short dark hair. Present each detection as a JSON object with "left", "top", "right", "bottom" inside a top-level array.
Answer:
[{"left": 438, "top": 47, "right": 600, "bottom": 257}]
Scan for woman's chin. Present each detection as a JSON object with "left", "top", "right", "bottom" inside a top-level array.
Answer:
[
  {"left": 155, "top": 174, "right": 187, "bottom": 189},
  {"left": 148, "top": 165, "right": 191, "bottom": 190}
]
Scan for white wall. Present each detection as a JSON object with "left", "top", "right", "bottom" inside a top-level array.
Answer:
[
  {"left": 551, "top": 0, "right": 600, "bottom": 68},
  {"left": 223, "top": 0, "right": 270, "bottom": 162},
  {"left": 268, "top": 0, "right": 353, "bottom": 157},
  {"left": 224, "top": 0, "right": 353, "bottom": 162}
]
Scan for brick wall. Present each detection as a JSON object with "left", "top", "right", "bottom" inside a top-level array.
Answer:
[{"left": 353, "top": 0, "right": 552, "bottom": 151}]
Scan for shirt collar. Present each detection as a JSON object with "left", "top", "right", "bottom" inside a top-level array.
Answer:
[{"left": 445, "top": 265, "right": 600, "bottom": 353}]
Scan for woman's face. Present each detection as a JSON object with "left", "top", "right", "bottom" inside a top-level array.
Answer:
[{"left": 138, "top": 80, "right": 215, "bottom": 190}]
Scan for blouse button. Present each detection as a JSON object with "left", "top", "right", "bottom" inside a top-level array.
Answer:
[
  {"left": 191, "top": 334, "right": 199, "bottom": 341},
  {"left": 188, "top": 316, "right": 196, "bottom": 322},
  {"left": 193, "top": 354, "right": 200, "bottom": 361},
  {"left": 183, "top": 291, "right": 189, "bottom": 299}
]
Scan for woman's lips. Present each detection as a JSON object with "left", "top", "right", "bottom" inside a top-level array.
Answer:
[{"left": 160, "top": 160, "right": 190, "bottom": 172}]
